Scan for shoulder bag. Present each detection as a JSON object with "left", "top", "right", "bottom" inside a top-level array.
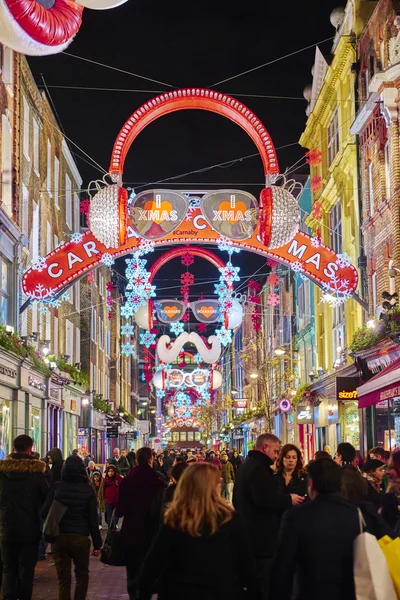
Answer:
[
  {"left": 42, "top": 499, "right": 68, "bottom": 543},
  {"left": 100, "top": 510, "right": 125, "bottom": 566}
]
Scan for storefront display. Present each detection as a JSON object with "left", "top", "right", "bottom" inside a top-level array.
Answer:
[
  {"left": 31, "top": 407, "right": 41, "bottom": 453},
  {"left": 0, "top": 400, "right": 11, "bottom": 459}
]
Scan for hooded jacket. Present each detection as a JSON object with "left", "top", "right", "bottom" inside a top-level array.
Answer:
[
  {"left": 103, "top": 466, "right": 123, "bottom": 505},
  {"left": 0, "top": 453, "right": 48, "bottom": 543}
]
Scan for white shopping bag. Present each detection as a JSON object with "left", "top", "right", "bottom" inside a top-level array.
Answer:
[{"left": 353, "top": 509, "right": 397, "bottom": 600}]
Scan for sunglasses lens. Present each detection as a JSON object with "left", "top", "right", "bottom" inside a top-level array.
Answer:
[
  {"left": 155, "top": 300, "right": 185, "bottom": 323},
  {"left": 192, "top": 300, "right": 221, "bottom": 323}
]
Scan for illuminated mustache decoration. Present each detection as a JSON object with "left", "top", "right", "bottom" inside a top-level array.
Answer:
[{"left": 157, "top": 332, "right": 222, "bottom": 365}]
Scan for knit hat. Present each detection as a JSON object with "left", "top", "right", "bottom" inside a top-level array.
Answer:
[
  {"left": 62, "top": 455, "right": 88, "bottom": 483},
  {"left": 364, "top": 459, "right": 384, "bottom": 473}
]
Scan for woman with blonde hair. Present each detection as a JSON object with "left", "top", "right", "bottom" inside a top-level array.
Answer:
[{"left": 137, "top": 462, "right": 260, "bottom": 600}]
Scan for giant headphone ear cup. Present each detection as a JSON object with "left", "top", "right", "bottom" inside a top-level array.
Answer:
[
  {"left": 134, "top": 303, "right": 153, "bottom": 330},
  {"left": 226, "top": 301, "right": 243, "bottom": 330},
  {"left": 89, "top": 184, "right": 128, "bottom": 248}
]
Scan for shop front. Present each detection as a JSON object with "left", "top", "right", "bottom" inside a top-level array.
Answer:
[
  {"left": 314, "top": 398, "right": 340, "bottom": 454},
  {"left": 63, "top": 384, "right": 82, "bottom": 458},
  {"left": 296, "top": 404, "right": 315, "bottom": 464},
  {"left": 19, "top": 360, "right": 47, "bottom": 457},
  {"left": 79, "top": 406, "right": 107, "bottom": 463},
  {"left": 357, "top": 357, "right": 400, "bottom": 451},
  {"left": 47, "top": 379, "right": 64, "bottom": 452},
  {"left": 336, "top": 376, "right": 361, "bottom": 450},
  {"left": 0, "top": 350, "right": 19, "bottom": 459}
]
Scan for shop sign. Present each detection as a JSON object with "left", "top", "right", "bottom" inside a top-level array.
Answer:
[
  {"left": 108, "top": 417, "right": 122, "bottom": 427},
  {"left": 233, "top": 427, "right": 244, "bottom": 439},
  {"left": 28, "top": 376, "right": 46, "bottom": 393},
  {"left": 296, "top": 406, "right": 314, "bottom": 424},
  {"left": 380, "top": 385, "right": 400, "bottom": 402},
  {"left": 107, "top": 428, "right": 118, "bottom": 439},
  {"left": 0, "top": 364, "right": 17, "bottom": 379},
  {"left": 78, "top": 428, "right": 88, "bottom": 436},
  {"left": 336, "top": 377, "right": 360, "bottom": 400},
  {"left": 49, "top": 387, "right": 61, "bottom": 403},
  {"left": 126, "top": 431, "right": 137, "bottom": 440},
  {"left": 234, "top": 398, "right": 248, "bottom": 410}
]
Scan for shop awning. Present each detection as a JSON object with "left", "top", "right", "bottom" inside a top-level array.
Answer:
[{"left": 357, "top": 356, "right": 400, "bottom": 408}]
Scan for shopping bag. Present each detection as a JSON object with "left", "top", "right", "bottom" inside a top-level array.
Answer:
[
  {"left": 354, "top": 509, "right": 397, "bottom": 600},
  {"left": 378, "top": 535, "right": 400, "bottom": 598},
  {"left": 42, "top": 499, "right": 68, "bottom": 543},
  {"left": 100, "top": 510, "right": 125, "bottom": 566}
]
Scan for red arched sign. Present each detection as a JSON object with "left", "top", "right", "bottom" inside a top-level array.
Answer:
[
  {"left": 110, "top": 88, "right": 279, "bottom": 178},
  {"left": 148, "top": 247, "right": 225, "bottom": 283}
]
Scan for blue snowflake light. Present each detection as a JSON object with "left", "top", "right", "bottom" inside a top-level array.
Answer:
[
  {"left": 101, "top": 253, "right": 115, "bottom": 267},
  {"left": 71, "top": 232, "right": 84, "bottom": 244},
  {"left": 139, "top": 331, "right": 156, "bottom": 348},
  {"left": 215, "top": 327, "right": 232, "bottom": 347},
  {"left": 217, "top": 236, "right": 241, "bottom": 255},
  {"left": 170, "top": 321, "right": 184, "bottom": 335},
  {"left": 200, "top": 390, "right": 211, "bottom": 402},
  {"left": 219, "top": 262, "right": 240, "bottom": 285},
  {"left": 121, "top": 304, "right": 134, "bottom": 318},
  {"left": 121, "top": 323, "right": 135, "bottom": 336},
  {"left": 193, "top": 353, "right": 202, "bottom": 364},
  {"left": 121, "top": 343, "right": 136, "bottom": 357},
  {"left": 156, "top": 389, "right": 165, "bottom": 399},
  {"left": 31, "top": 256, "right": 47, "bottom": 272}
]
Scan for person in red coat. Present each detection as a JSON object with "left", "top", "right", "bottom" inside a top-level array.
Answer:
[
  {"left": 103, "top": 464, "right": 123, "bottom": 526},
  {"left": 117, "top": 447, "right": 165, "bottom": 600}
]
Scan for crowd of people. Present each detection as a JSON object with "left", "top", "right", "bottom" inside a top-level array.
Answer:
[{"left": 0, "top": 434, "right": 399, "bottom": 600}]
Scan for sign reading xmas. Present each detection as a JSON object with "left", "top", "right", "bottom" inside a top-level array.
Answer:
[{"left": 22, "top": 204, "right": 358, "bottom": 301}]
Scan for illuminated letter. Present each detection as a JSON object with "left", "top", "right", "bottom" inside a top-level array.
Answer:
[
  {"left": 305, "top": 253, "right": 321, "bottom": 270},
  {"left": 323, "top": 262, "right": 339, "bottom": 278},
  {"left": 48, "top": 263, "right": 63, "bottom": 278},
  {"left": 287, "top": 240, "right": 307, "bottom": 259},
  {"left": 193, "top": 215, "right": 208, "bottom": 230},
  {"left": 67, "top": 253, "right": 84, "bottom": 270},
  {"left": 83, "top": 241, "right": 100, "bottom": 258}
]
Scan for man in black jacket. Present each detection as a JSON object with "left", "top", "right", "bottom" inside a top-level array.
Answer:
[
  {"left": 234, "top": 433, "right": 303, "bottom": 599},
  {"left": 0, "top": 435, "right": 48, "bottom": 600},
  {"left": 269, "top": 457, "right": 389, "bottom": 600}
]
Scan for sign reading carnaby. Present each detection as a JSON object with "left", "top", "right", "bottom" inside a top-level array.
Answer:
[{"left": 22, "top": 204, "right": 358, "bottom": 299}]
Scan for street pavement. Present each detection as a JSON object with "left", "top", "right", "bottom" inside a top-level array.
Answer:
[{"left": 33, "top": 552, "right": 128, "bottom": 600}]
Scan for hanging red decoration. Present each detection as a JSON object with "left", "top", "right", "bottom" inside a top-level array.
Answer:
[
  {"left": 248, "top": 294, "right": 259, "bottom": 304},
  {"left": 106, "top": 282, "right": 114, "bottom": 292},
  {"left": 108, "top": 310, "right": 113, "bottom": 320},
  {"left": 248, "top": 280, "right": 261, "bottom": 293},
  {"left": 182, "top": 312, "right": 190, "bottom": 322},
  {"left": 198, "top": 323, "right": 207, "bottom": 333},
  {"left": 311, "top": 201, "right": 324, "bottom": 220},
  {"left": 305, "top": 148, "right": 323, "bottom": 167},
  {"left": 310, "top": 176, "right": 323, "bottom": 194},
  {"left": 181, "top": 252, "right": 195, "bottom": 267},
  {"left": 180, "top": 285, "right": 190, "bottom": 297},
  {"left": 88, "top": 272, "right": 95, "bottom": 285},
  {"left": 267, "top": 292, "right": 280, "bottom": 306},
  {"left": 80, "top": 199, "right": 90, "bottom": 214},
  {"left": 181, "top": 272, "right": 195, "bottom": 286},
  {"left": 251, "top": 308, "right": 261, "bottom": 332},
  {"left": 267, "top": 272, "right": 280, "bottom": 287},
  {"left": 266, "top": 258, "right": 279, "bottom": 268}
]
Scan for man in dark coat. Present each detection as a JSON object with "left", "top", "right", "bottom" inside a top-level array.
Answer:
[
  {"left": 117, "top": 447, "right": 165, "bottom": 600},
  {"left": 234, "top": 433, "right": 303, "bottom": 599},
  {"left": 0, "top": 435, "right": 48, "bottom": 599},
  {"left": 270, "top": 457, "right": 392, "bottom": 600}
]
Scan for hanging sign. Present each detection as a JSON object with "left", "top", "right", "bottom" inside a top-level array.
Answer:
[
  {"left": 296, "top": 405, "right": 314, "bottom": 424},
  {"left": 234, "top": 398, "right": 248, "bottom": 409},
  {"left": 336, "top": 376, "right": 360, "bottom": 400}
]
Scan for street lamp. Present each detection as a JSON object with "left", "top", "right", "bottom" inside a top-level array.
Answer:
[
  {"left": 250, "top": 372, "right": 259, "bottom": 379},
  {"left": 274, "top": 347, "right": 285, "bottom": 356},
  {"left": 231, "top": 387, "right": 239, "bottom": 396}
]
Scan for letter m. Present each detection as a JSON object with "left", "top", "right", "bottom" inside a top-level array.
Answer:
[{"left": 287, "top": 240, "right": 307, "bottom": 259}]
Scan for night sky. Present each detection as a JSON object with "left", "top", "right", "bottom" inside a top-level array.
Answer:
[{"left": 29, "top": 0, "right": 342, "bottom": 299}]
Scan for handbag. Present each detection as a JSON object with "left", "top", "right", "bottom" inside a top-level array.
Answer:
[
  {"left": 353, "top": 508, "right": 397, "bottom": 600},
  {"left": 100, "top": 510, "right": 125, "bottom": 566},
  {"left": 42, "top": 499, "right": 68, "bottom": 543},
  {"left": 378, "top": 536, "right": 400, "bottom": 599}
]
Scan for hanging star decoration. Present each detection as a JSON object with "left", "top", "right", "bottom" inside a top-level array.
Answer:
[
  {"left": 181, "top": 252, "right": 195, "bottom": 267},
  {"left": 170, "top": 321, "right": 185, "bottom": 335},
  {"left": 101, "top": 253, "right": 115, "bottom": 267},
  {"left": 310, "top": 176, "right": 323, "bottom": 194},
  {"left": 139, "top": 331, "right": 157, "bottom": 348},
  {"left": 71, "top": 232, "right": 84, "bottom": 244},
  {"left": 305, "top": 148, "right": 323, "bottom": 167},
  {"left": 138, "top": 239, "right": 155, "bottom": 255},
  {"left": 268, "top": 292, "right": 280, "bottom": 307},
  {"left": 121, "top": 304, "right": 134, "bottom": 318},
  {"left": 121, "top": 342, "right": 136, "bottom": 357},
  {"left": 219, "top": 262, "right": 240, "bottom": 286},
  {"left": 180, "top": 272, "right": 195, "bottom": 286},
  {"left": 311, "top": 201, "right": 324, "bottom": 220},
  {"left": 267, "top": 273, "right": 280, "bottom": 287},
  {"left": 217, "top": 236, "right": 241, "bottom": 255},
  {"left": 215, "top": 327, "right": 232, "bottom": 346},
  {"left": 121, "top": 323, "right": 135, "bottom": 337}
]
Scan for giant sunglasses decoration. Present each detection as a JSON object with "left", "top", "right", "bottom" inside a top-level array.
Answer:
[{"left": 155, "top": 299, "right": 222, "bottom": 324}]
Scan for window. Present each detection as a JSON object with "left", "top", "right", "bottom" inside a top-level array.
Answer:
[
  {"left": 1, "top": 114, "right": 12, "bottom": 217},
  {"left": 99, "top": 318, "right": 104, "bottom": 350},
  {"left": 303, "top": 280, "right": 310, "bottom": 326},
  {"left": 33, "top": 117, "right": 39, "bottom": 174},
  {"left": 54, "top": 316, "right": 59, "bottom": 356},
  {"left": 91, "top": 363, "right": 96, "bottom": 390},
  {"left": 54, "top": 234, "right": 59, "bottom": 250},
  {"left": 66, "top": 319, "right": 74, "bottom": 364},
  {"left": 65, "top": 174, "right": 72, "bottom": 228},
  {"left": 98, "top": 272, "right": 104, "bottom": 296},
  {"left": 31, "top": 303, "right": 38, "bottom": 333},
  {"left": 46, "top": 222, "right": 52, "bottom": 255},
  {"left": 384, "top": 142, "right": 391, "bottom": 200},
  {"left": 368, "top": 163, "right": 374, "bottom": 217},
  {"left": 2, "top": 47, "right": 13, "bottom": 90},
  {"left": 31, "top": 202, "right": 39, "bottom": 260},
  {"left": 75, "top": 327, "right": 81, "bottom": 364},
  {"left": 329, "top": 201, "right": 342, "bottom": 254},
  {"left": 54, "top": 156, "right": 59, "bottom": 207},
  {"left": 327, "top": 109, "right": 339, "bottom": 166},
  {"left": 91, "top": 308, "right": 97, "bottom": 342},
  {"left": 21, "top": 185, "right": 29, "bottom": 236},
  {"left": 106, "top": 329, "right": 111, "bottom": 357},
  {"left": 372, "top": 272, "right": 377, "bottom": 311},
  {"left": 47, "top": 140, "right": 52, "bottom": 196},
  {"left": 23, "top": 98, "right": 30, "bottom": 161},
  {"left": 74, "top": 193, "right": 80, "bottom": 231},
  {"left": 74, "top": 282, "right": 80, "bottom": 312},
  {"left": 0, "top": 257, "right": 10, "bottom": 326},
  {"left": 45, "top": 311, "right": 51, "bottom": 341},
  {"left": 105, "top": 376, "right": 110, "bottom": 401}
]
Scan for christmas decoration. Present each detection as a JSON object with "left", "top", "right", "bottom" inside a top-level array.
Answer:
[
  {"left": 219, "top": 262, "right": 240, "bottom": 286},
  {"left": 266, "top": 273, "right": 280, "bottom": 287},
  {"left": 170, "top": 321, "right": 185, "bottom": 336},
  {"left": 180, "top": 272, "right": 195, "bottom": 286},
  {"left": 311, "top": 201, "right": 324, "bottom": 220},
  {"left": 215, "top": 327, "right": 232, "bottom": 346},
  {"left": 121, "top": 342, "right": 136, "bottom": 357},
  {"left": 310, "top": 176, "right": 323, "bottom": 194},
  {"left": 181, "top": 252, "right": 195, "bottom": 267},
  {"left": 30, "top": 257, "right": 47, "bottom": 272},
  {"left": 267, "top": 292, "right": 280, "bottom": 306},
  {"left": 336, "top": 253, "right": 351, "bottom": 268},
  {"left": 121, "top": 323, "right": 135, "bottom": 336},
  {"left": 305, "top": 148, "right": 323, "bottom": 167},
  {"left": 248, "top": 280, "right": 261, "bottom": 293},
  {"left": 291, "top": 261, "right": 305, "bottom": 274},
  {"left": 198, "top": 323, "right": 207, "bottom": 333},
  {"left": 71, "top": 232, "right": 84, "bottom": 244},
  {"left": 100, "top": 253, "right": 115, "bottom": 267}
]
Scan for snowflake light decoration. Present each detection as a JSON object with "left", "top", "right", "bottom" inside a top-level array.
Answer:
[
  {"left": 121, "top": 323, "right": 135, "bottom": 336},
  {"left": 106, "top": 282, "right": 114, "bottom": 292},
  {"left": 80, "top": 199, "right": 90, "bottom": 214},
  {"left": 198, "top": 323, "right": 207, "bottom": 333},
  {"left": 248, "top": 294, "right": 259, "bottom": 304},
  {"left": 71, "top": 232, "right": 84, "bottom": 244},
  {"left": 176, "top": 391, "right": 190, "bottom": 405},
  {"left": 121, "top": 342, "right": 136, "bottom": 357},
  {"left": 291, "top": 261, "right": 304, "bottom": 274},
  {"left": 180, "top": 285, "right": 190, "bottom": 297},
  {"left": 248, "top": 280, "right": 261, "bottom": 293},
  {"left": 305, "top": 148, "right": 323, "bottom": 167},
  {"left": 310, "top": 176, "right": 323, "bottom": 194},
  {"left": 156, "top": 389, "right": 165, "bottom": 399},
  {"left": 266, "top": 258, "right": 279, "bottom": 268},
  {"left": 121, "top": 304, "right": 134, "bottom": 318},
  {"left": 101, "top": 253, "right": 115, "bottom": 267},
  {"left": 31, "top": 256, "right": 47, "bottom": 272},
  {"left": 311, "top": 236, "right": 321, "bottom": 248},
  {"left": 26, "top": 284, "right": 54, "bottom": 300},
  {"left": 170, "top": 321, "right": 185, "bottom": 335},
  {"left": 336, "top": 253, "right": 351, "bottom": 268},
  {"left": 267, "top": 273, "right": 280, "bottom": 287},
  {"left": 219, "top": 262, "right": 240, "bottom": 285},
  {"left": 214, "top": 282, "right": 228, "bottom": 296},
  {"left": 180, "top": 272, "right": 195, "bottom": 286},
  {"left": 139, "top": 331, "right": 156, "bottom": 348},
  {"left": 268, "top": 293, "right": 280, "bottom": 307},
  {"left": 215, "top": 327, "right": 232, "bottom": 346},
  {"left": 193, "top": 353, "right": 202, "bottom": 364},
  {"left": 311, "top": 201, "right": 324, "bottom": 220},
  {"left": 181, "top": 252, "right": 194, "bottom": 267},
  {"left": 200, "top": 390, "right": 211, "bottom": 402},
  {"left": 217, "top": 236, "right": 241, "bottom": 255},
  {"left": 138, "top": 239, "right": 155, "bottom": 255},
  {"left": 182, "top": 312, "right": 190, "bottom": 322}
]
